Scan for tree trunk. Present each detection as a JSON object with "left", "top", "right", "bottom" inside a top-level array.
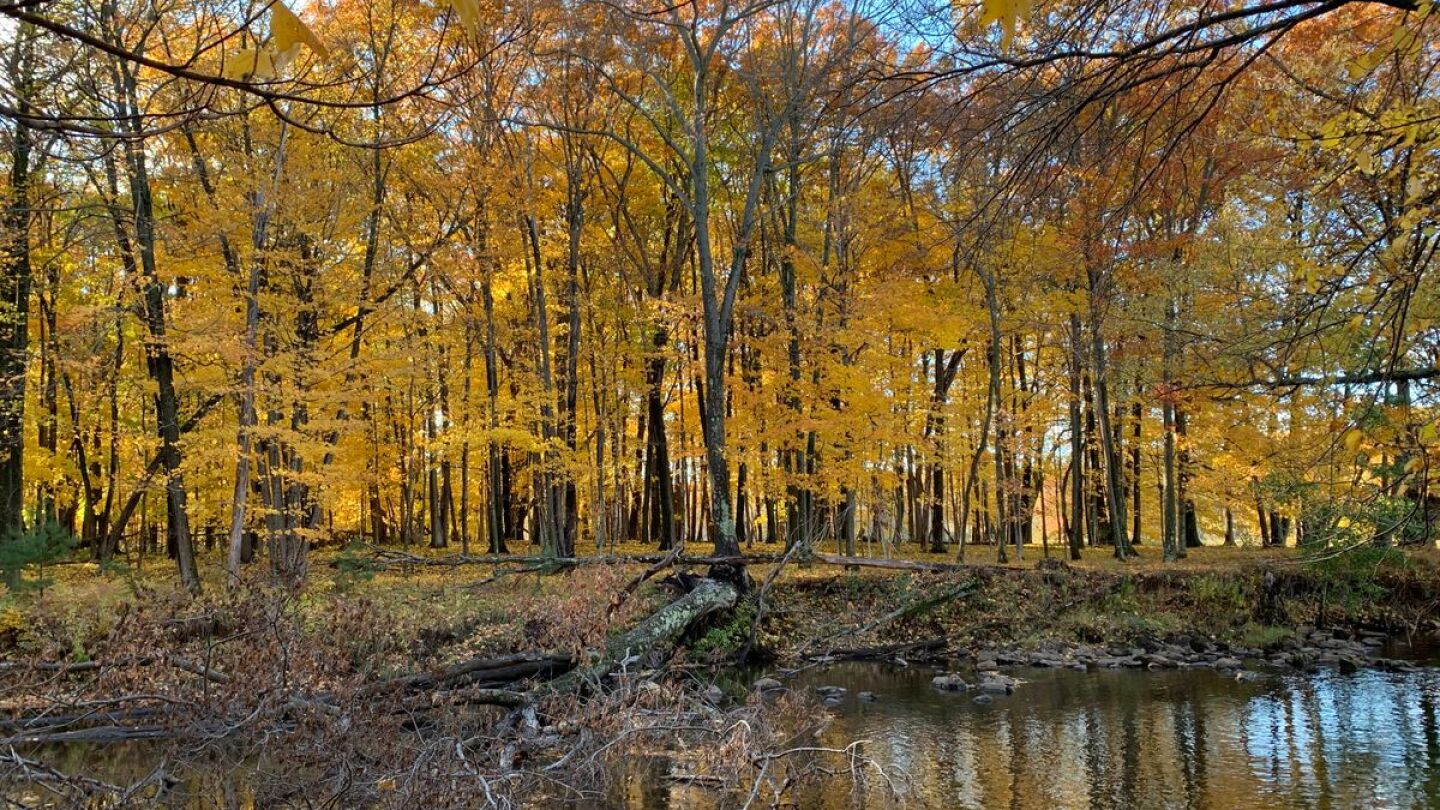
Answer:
[
  {"left": 0, "top": 27, "right": 34, "bottom": 548},
  {"left": 1177, "top": 408, "right": 1201, "bottom": 549},
  {"left": 227, "top": 122, "right": 288, "bottom": 586},
  {"left": 118, "top": 58, "right": 198, "bottom": 593},
  {"left": 1067, "top": 313, "right": 1085, "bottom": 560},
  {"left": 1087, "top": 264, "right": 1131, "bottom": 560}
]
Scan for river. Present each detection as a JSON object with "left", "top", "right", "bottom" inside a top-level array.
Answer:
[{"left": 634, "top": 659, "right": 1440, "bottom": 809}]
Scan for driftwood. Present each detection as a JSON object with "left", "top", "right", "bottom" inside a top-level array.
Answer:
[
  {"left": 0, "top": 724, "right": 178, "bottom": 746},
  {"left": 0, "top": 706, "right": 174, "bottom": 733}
]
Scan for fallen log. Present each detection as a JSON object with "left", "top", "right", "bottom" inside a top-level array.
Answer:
[
  {"left": 400, "top": 687, "right": 531, "bottom": 711},
  {"left": 344, "top": 547, "right": 782, "bottom": 571},
  {"left": 0, "top": 706, "right": 174, "bottom": 733},
  {"left": 803, "top": 579, "right": 979, "bottom": 655},
  {"left": 360, "top": 652, "right": 575, "bottom": 697},
  {"left": 0, "top": 724, "right": 177, "bottom": 746},
  {"left": 811, "top": 553, "right": 967, "bottom": 572},
  {"left": 0, "top": 655, "right": 229, "bottom": 683},
  {"left": 556, "top": 577, "right": 738, "bottom": 690}
]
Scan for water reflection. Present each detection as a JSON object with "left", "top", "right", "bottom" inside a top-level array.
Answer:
[{"left": 723, "top": 662, "right": 1440, "bottom": 809}]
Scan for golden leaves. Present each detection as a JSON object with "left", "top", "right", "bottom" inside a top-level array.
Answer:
[
  {"left": 221, "top": 48, "right": 277, "bottom": 82},
  {"left": 978, "top": 0, "right": 1033, "bottom": 48},
  {"left": 451, "top": 0, "right": 482, "bottom": 39},
  {"left": 271, "top": 0, "right": 330, "bottom": 70},
  {"left": 218, "top": 2, "right": 328, "bottom": 84}
]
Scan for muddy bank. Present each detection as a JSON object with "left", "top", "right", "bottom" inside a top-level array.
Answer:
[{"left": 762, "top": 556, "right": 1440, "bottom": 675}]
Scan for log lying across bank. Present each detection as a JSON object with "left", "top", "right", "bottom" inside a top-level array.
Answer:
[
  {"left": 556, "top": 577, "right": 738, "bottom": 690},
  {"left": 365, "top": 576, "right": 738, "bottom": 700}
]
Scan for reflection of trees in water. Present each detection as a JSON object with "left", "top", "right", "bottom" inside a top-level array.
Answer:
[{"left": 789, "top": 663, "right": 1440, "bottom": 809}]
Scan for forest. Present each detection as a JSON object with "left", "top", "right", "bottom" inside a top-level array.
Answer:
[{"left": 0, "top": 0, "right": 1438, "bottom": 806}]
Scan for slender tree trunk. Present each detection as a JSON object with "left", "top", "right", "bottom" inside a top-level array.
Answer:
[
  {"left": 118, "top": 60, "right": 198, "bottom": 592},
  {"left": 1087, "top": 265, "right": 1131, "bottom": 559},
  {"left": 1177, "top": 408, "right": 1201, "bottom": 549},
  {"left": 227, "top": 123, "right": 288, "bottom": 586},
  {"left": 1130, "top": 398, "right": 1142, "bottom": 545},
  {"left": 1068, "top": 314, "right": 1085, "bottom": 559}
]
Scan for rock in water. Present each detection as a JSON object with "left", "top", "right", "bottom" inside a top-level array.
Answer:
[
  {"left": 973, "top": 671, "right": 1019, "bottom": 691},
  {"left": 858, "top": 691, "right": 878, "bottom": 702},
  {"left": 752, "top": 677, "right": 784, "bottom": 692},
  {"left": 972, "top": 694, "right": 993, "bottom": 705},
  {"left": 931, "top": 674, "right": 968, "bottom": 692}
]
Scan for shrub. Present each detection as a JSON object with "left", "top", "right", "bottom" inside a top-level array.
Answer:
[{"left": 0, "top": 520, "right": 77, "bottom": 593}]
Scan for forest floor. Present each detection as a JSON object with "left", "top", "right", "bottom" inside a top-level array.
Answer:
[
  {"left": 7, "top": 541, "right": 1438, "bottom": 668},
  {"left": 3, "top": 542, "right": 1438, "bottom": 805}
]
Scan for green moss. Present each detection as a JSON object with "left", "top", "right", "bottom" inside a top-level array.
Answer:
[{"left": 691, "top": 599, "right": 756, "bottom": 658}]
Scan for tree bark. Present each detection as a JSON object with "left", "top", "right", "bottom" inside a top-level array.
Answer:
[
  {"left": 115, "top": 53, "right": 199, "bottom": 592},
  {"left": 0, "top": 26, "right": 34, "bottom": 548}
]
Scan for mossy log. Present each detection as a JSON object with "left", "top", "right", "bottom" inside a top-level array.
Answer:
[{"left": 554, "top": 577, "right": 739, "bottom": 690}]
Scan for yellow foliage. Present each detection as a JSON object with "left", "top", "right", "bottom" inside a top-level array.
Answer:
[
  {"left": 978, "top": 0, "right": 1032, "bottom": 47},
  {"left": 271, "top": 2, "right": 329, "bottom": 61},
  {"left": 221, "top": 48, "right": 277, "bottom": 81},
  {"left": 451, "top": 0, "right": 481, "bottom": 39}
]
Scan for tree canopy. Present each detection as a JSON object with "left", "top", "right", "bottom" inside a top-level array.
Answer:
[{"left": 1, "top": 0, "right": 1436, "bottom": 589}]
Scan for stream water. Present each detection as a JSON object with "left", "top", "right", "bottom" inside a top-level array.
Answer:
[
  {"left": 636, "top": 659, "right": 1440, "bottom": 809},
  {"left": 10, "top": 658, "right": 1440, "bottom": 808}
]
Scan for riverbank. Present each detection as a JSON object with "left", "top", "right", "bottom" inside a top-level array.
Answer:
[{"left": 762, "top": 546, "right": 1440, "bottom": 676}]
